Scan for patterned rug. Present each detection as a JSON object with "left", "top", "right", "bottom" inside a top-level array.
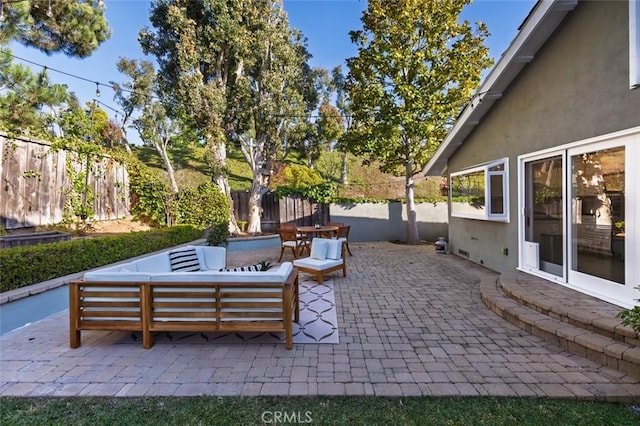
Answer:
[{"left": 117, "top": 278, "right": 339, "bottom": 345}]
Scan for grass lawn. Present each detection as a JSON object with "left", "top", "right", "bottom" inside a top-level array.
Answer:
[{"left": 1, "top": 396, "right": 638, "bottom": 425}]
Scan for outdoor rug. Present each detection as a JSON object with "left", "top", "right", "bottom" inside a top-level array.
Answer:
[{"left": 117, "top": 278, "right": 339, "bottom": 345}]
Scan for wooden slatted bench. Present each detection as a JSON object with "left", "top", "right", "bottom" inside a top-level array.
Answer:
[{"left": 69, "top": 268, "right": 300, "bottom": 349}]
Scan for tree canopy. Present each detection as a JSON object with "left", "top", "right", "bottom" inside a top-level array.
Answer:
[
  {"left": 345, "top": 0, "right": 493, "bottom": 243},
  {"left": 0, "top": 51, "right": 68, "bottom": 137},
  {"left": 0, "top": 0, "right": 110, "bottom": 58}
]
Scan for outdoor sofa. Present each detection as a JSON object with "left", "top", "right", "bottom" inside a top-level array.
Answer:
[{"left": 69, "top": 245, "right": 300, "bottom": 349}]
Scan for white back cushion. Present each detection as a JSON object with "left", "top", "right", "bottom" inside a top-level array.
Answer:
[
  {"left": 134, "top": 253, "right": 172, "bottom": 272},
  {"left": 326, "top": 239, "right": 342, "bottom": 260},
  {"left": 194, "top": 246, "right": 226, "bottom": 270},
  {"left": 310, "top": 238, "right": 329, "bottom": 260}
]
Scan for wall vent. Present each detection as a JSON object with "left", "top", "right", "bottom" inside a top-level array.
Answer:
[{"left": 458, "top": 249, "right": 470, "bottom": 257}]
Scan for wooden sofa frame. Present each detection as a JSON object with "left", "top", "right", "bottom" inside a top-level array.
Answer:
[{"left": 69, "top": 269, "right": 300, "bottom": 349}]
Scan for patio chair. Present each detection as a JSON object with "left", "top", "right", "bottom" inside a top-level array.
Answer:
[
  {"left": 320, "top": 222, "right": 344, "bottom": 238},
  {"left": 293, "top": 238, "right": 346, "bottom": 284},
  {"left": 336, "top": 225, "right": 353, "bottom": 256},
  {"left": 280, "top": 222, "right": 310, "bottom": 240},
  {"left": 277, "top": 228, "right": 310, "bottom": 261}
]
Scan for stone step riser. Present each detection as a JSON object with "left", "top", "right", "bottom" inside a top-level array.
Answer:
[
  {"left": 480, "top": 278, "right": 640, "bottom": 378},
  {"left": 500, "top": 277, "right": 638, "bottom": 348}
]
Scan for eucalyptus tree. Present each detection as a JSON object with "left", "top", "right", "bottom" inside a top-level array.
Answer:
[
  {"left": 113, "top": 57, "right": 185, "bottom": 198},
  {"left": 134, "top": 102, "right": 181, "bottom": 195},
  {"left": 314, "top": 101, "right": 344, "bottom": 164},
  {"left": 139, "top": 0, "right": 253, "bottom": 233},
  {"left": 290, "top": 67, "right": 342, "bottom": 169},
  {"left": 0, "top": 0, "right": 110, "bottom": 58},
  {"left": 345, "top": 0, "right": 493, "bottom": 244},
  {"left": 331, "top": 66, "right": 352, "bottom": 184},
  {"left": 225, "top": 0, "right": 314, "bottom": 234},
  {"left": 110, "top": 59, "right": 157, "bottom": 154}
]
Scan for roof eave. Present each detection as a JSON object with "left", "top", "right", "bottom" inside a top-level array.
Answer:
[{"left": 423, "top": 0, "right": 578, "bottom": 176}]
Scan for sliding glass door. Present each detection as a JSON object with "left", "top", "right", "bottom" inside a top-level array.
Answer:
[{"left": 519, "top": 127, "right": 639, "bottom": 308}]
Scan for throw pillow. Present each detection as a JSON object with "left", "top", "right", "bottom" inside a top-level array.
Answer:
[
  {"left": 310, "top": 238, "right": 329, "bottom": 260},
  {"left": 219, "top": 263, "right": 263, "bottom": 272},
  {"left": 326, "top": 239, "right": 342, "bottom": 260},
  {"left": 169, "top": 247, "right": 201, "bottom": 272}
]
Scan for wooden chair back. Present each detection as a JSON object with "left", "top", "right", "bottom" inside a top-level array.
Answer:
[
  {"left": 337, "top": 225, "right": 350, "bottom": 239},
  {"left": 278, "top": 228, "right": 299, "bottom": 243}
]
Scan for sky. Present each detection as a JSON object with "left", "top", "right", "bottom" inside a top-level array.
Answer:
[{"left": 6, "top": 0, "right": 537, "bottom": 140}]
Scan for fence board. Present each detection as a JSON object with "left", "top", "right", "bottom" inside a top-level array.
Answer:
[
  {"left": 231, "top": 190, "right": 329, "bottom": 232},
  {"left": 0, "top": 134, "right": 130, "bottom": 229}
]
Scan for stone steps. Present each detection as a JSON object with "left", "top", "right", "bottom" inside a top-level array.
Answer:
[{"left": 480, "top": 272, "right": 640, "bottom": 378}]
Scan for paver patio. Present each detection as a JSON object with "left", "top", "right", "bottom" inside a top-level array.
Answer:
[{"left": 1, "top": 241, "right": 638, "bottom": 400}]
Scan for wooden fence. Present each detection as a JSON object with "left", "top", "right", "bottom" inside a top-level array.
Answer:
[
  {"left": 0, "top": 134, "right": 130, "bottom": 229},
  {"left": 231, "top": 191, "right": 330, "bottom": 233}
]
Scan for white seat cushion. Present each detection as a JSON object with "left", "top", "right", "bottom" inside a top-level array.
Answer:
[
  {"left": 293, "top": 257, "right": 342, "bottom": 271},
  {"left": 83, "top": 272, "right": 151, "bottom": 282}
]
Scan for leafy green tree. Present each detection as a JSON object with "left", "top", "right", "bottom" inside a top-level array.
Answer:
[
  {"left": 316, "top": 102, "right": 344, "bottom": 155},
  {"left": 58, "top": 99, "right": 109, "bottom": 145},
  {"left": 139, "top": 0, "right": 244, "bottom": 233},
  {"left": 0, "top": 0, "right": 110, "bottom": 58},
  {"left": 345, "top": 0, "right": 493, "bottom": 243},
  {"left": 0, "top": 51, "right": 68, "bottom": 137}
]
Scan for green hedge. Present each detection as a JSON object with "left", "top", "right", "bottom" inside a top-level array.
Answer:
[{"left": 0, "top": 225, "right": 203, "bottom": 293}]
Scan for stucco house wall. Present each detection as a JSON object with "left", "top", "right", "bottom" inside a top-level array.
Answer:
[{"left": 446, "top": 0, "right": 640, "bottom": 273}]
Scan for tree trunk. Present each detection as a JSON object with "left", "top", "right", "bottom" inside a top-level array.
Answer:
[
  {"left": 405, "top": 162, "right": 419, "bottom": 244},
  {"left": 156, "top": 140, "right": 179, "bottom": 194},
  {"left": 211, "top": 141, "right": 240, "bottom": 234},
  {"left": 247, "top": 177, "right": 268, "bottom": 234},
  {"left": 340, "top": 151, "right": 348, "bottom": 185}
]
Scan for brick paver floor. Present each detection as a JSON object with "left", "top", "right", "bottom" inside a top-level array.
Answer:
[{"left": 1, "top": 241, "right": 638, "bottom": 400}]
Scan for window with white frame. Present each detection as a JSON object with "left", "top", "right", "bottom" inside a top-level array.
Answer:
[
  {"left": 450, "top": 158, "right": 509, "bottom": 221},
  {"left": 631, "top": 0, "right": 640, "bottom": 89}
]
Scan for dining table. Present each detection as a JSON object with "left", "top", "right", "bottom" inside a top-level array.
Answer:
[{"left": 296, "top": 225, "right": 339, "bottom": 240}]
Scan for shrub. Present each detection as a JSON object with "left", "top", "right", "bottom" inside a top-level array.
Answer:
[
  {"left": 126, "top": 156, "right": 170, "bottom": 227},
  {"left": 205, "top": 222, "right": 229, "bottom": 247},
  {"left": 0, "top": 225, "right": 203, "bottom": 292},
  {"left": 175, "top": 183, "right": 229, "bottom": 246},
  {"left": 270, "top": 164, "right": 323, "bottom": 189},
  {"left": 617, "top": 288, "right": 640, "bottom": 334}
]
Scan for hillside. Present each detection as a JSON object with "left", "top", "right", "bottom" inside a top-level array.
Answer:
[{"left": 133, "top": 143, "right": 445, "bottom": 201}]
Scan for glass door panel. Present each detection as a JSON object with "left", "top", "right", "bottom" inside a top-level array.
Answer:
[
  {"left": 524, "top": 156, "right": 564, "bottom": 276},
  {"left": 570, "top": 147, "right": 625, "bottom": 284}
]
